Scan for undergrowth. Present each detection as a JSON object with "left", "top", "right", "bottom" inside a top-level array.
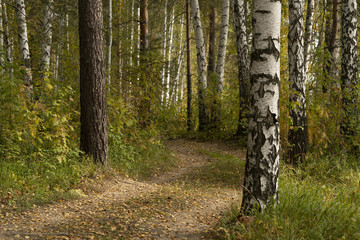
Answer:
[{"left": 218, "top": 153, "right": 360, "bottom": 239}]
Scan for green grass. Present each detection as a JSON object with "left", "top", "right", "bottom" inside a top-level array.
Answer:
[{"left": 219, "top": 154, "right": 360, "bottom": 240}]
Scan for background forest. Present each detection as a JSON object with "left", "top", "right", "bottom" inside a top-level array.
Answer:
[{"left": 1, "top": 0, "right": 360, "bottom": 239}]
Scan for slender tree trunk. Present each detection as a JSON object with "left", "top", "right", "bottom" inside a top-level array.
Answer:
[
  {"left": 186, "top": 0, "right": 192, "bottom": 131},
  {"left": 40, "top": 0, "right": 53, "bottom": 80},
  {"left": 79, "top": 0, "right": 109, "bottom": 166},
  {"left": 173, "top": 17, "right": 185, "bottom": 105},
  {"left": 165, "top": 8, "right": 175, "bottom": 106},
  {"left": 106, "top": 0, "right": 113, "bottom": 86},
  {"left": 341, "top": 0, "right": 358, "bottom": 139},
  {"left": 241, "top": 0, "right": 281, "bottom": 214},
  {"left": 304, "top": 0, "right": 314, "bottom": 81},
  {"left": 139, "top": 0, "right": 150, "bottom": 127},
  {"left": 288, "top": 0, "right": 308, "bottom": 165},
  {"left": 15, "top": 0, "right": 32, "bottom": 95},
  {"left": 3, "top": 3, "right": 12, "bottom": 76},
  {"left": 161, "top": 0, "right": 168, "bottom": 104},
  {"left": 234, "top": 0, "right": 249, "bottom": 137},
  {"left": 191, "top": 0, "right": 208, "bottom": 131},
  {"left": 129, "top": 0, "right": 135, "bottom": 67},
  {"left": 214, "top": 0, "right": 230, "bottom": 127}
]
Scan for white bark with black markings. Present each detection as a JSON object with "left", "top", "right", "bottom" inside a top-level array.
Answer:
[
  {"left": 40, "top": 0, "right": 53, "bottom": 76},
  {"left": 191, "top": 0, "right": 208, "bottom": 130},
  {"left": 16, "top": 0, "right": 32, "bottom": 92},
  {"left": 241, "top": 0, "right": 281, "bottom": 214}
]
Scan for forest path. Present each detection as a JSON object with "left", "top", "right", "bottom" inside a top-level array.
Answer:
[{"left": 0, "top": 139, "right": 245, "bottom": 240}]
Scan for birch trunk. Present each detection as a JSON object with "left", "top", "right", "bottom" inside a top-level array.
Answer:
[
  {"left": 129, "top": 0, "right": 135, "bottom": 67},
  {"left": 165, "top": 8, "right": 175, "bottom": 106},
  {"left": 341, "top": 0, "right": 358, "bottom": 138},
  {"left": 234, "top": 0, "right": 249, "bottom": 137},
  {"left": 186, "top": 0, "right": 192, "bottom": 131},
  {"left": 214, "top": 0, "right": 230, "bottom": 125},
  {"left": 288, "top": 0, "right": 308, "bottom": 164},
  {"left": 40, "top": 0, "right": 53, "bottom": 78},
  {"left": 16, "top": 0, "right": 32, "bottom": 94},
  {"left": 304, "top": 0, "right": 314, "bottom": 80},
  {"left": 173, "top": 18, "right": 185, "bottom": 104},
  {"left": 241, "top": 0, "right": 281, "bottom": 214},
  {"left": 161, "top": 0, "right": 168, "bottom": 104},
  {"left": 191, "top": 0, "right": 208, "bottom": 131},
  {"left": 106, "top": 0, "right": 113, "bottom": 85}
]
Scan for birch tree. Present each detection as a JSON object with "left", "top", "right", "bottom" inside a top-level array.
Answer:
[
  {"left": 233, "top": 0, "right": 249, "bottom": 137},
  {"left": 79, "top": 0, "right": 109, "bottom": 166},
  {"left": 304, "top": 0, "right": 314, "bottom": 78},
  {"left": 186, "top": 0, "right": 192, "bottom": 131},
  {"left": 16, "top": 0, "right": 32, "bottom": 95},
  {"left": 214, "top": 0, "right": 230, "bottom": 126},
  {"left": 241, "top": 0, "right": 281, "bottom": 214},
  {"left": 161, "top": 0, "right": 168, "bottom": 103},
  {"left": 288, "top": 0, "right": 307, "bottom": 164},
  {"left": 40, "top": 0, "right": 53, "bottom": 80},
  {"left": 341, "top": 0, "right": 358, "bottom": 138},
  {"left": 191, "top": 0, "right": 208, "bottom": 131},
  {"left": 3, "top": 3, "right": 13, "bottom": 76}
]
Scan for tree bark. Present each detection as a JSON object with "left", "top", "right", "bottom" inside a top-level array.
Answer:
[
  {"left": 304, "top": 0, "right": 314, "bottom": 81},
  {"left": 241, "top": 0, "right": 281, "bottom": 214},
  {"left": 15, "top": 0, "right": 32, "bottom": 95},
  {"left": 186, "top": 0, "right": 192, "bottom": 131},
  {"left": 106, "top": 0, "right": 113, "bottom": 86},
  {"left": 161, "top": 0, "right": 168, "bottom": 104},
  {"left": 341, "top": 0, "right": 358, "bottom": 138},
  {"left": 234, "top": 0, "right": 249, "bottom": 137},
  {"left": 191, "top": 0, "right": 208, "bottom": 131},
  {"left": 79, "top": 0, "right": 109, "bottom": 166},
  {"left": 139, "top": 0, "right": 150, "bottom": 127},
  {"left": 3, "top": 3, "right": 13, "bottom": 76},
  {"left": 288, "top": 0, "right": 308, "bottom": 165},
  {"left": 214, "top": 0, "right": 230, "bottom": 127},
  {"left": 40, "top": 0, "right": 53, "bottom": 80}
]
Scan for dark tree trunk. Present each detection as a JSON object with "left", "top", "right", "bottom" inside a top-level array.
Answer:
[
  {"left": 208, "top": 6, "right": 217, "bottom": 128},
  {"left": 186, "top": 0, "right": 192, "bottom": 131},
  {"left": 79, "top": 0, "right": 109, "bottom": 166},
  {"left": 139, "top": 0, "right": 150, "bottom": 128},
  {"left": 288, "top": 0, "right": 308, "bottom": 165}
]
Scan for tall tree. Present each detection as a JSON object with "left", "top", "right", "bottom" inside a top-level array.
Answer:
[
  {"left": 40, "top": 0, "right": 54, "bottom": 80},
  {"left": 106, "top": 0, "right": 113, "bottom": 85},
  {"left": 288, "top": 0, "right": 307, "bottom": 164},
  {"left": 191, "top": 0, "right": 208, "bottom": 131},
  {"left": 15, "top": 0, "right": 32, "bottom": 95},
  {"left": 79, "top": 0, "right": 109, "bottom": 166},
  {"left": 213, "top": 0, "right": 230, "bottom": 126},
  {"left": 304, "top": 0, "right": 314, "bottom": 79},
  {"left": 241, "top": 0, "right": 281, "bottom": 214},
  {"left": 341, "top": 0, "right": 358, "bottom": 138},
  {"left": 161, "top": 0, "right": 168, "bottom": 104},
  {"left": 186, "top": 0, "right": 192, "bottom": 131},
  {"left": 234, "top": 0, "right": 249, "bottom": 137},
  {"left": 139, "top": 0, "right": 150, "bottom": 127}
]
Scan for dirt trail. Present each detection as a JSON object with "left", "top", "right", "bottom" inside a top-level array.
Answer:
[{"left": 0, "top": 139, "right": 245, "bottom": 240}]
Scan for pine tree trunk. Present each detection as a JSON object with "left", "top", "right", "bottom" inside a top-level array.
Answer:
[
  {"left": 304, "top": 0, "right": 314, "bottom": 80},
  {"left": 15, "top": 0, "right": 32, "bottom": 95},
  {"left": 234, "top": 0, "right": 249, "bottom": 137},
  {"left": 106, "top": 0, "right": 113, "bottom": 86},
  {"left": 40, "top": 0, "right": 53, "bottom": 80},
  {"left": 214, "top": 0, "right": 230, "bottom": 127},
  {"left": 191, "top": 0, "right": 208, "bottom": 131},
  {"left": 341, "top": 0, "right": 358, "bottom": 138},
  {"left": 241, "top": 0, "right": 281, "bottom": 214},
  {"left": 79, "top": 0, "right": 109, "bottom": 166},
  {"left": 186, "top": 0, "right": 192, "bottom": 131},
  {"left": 288, "top": 0, "right": 308, "bottom": 165}
]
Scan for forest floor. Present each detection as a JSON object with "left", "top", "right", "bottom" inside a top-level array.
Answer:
[{"left": 0, "top": 139, "right": 245, "bottom": 240}]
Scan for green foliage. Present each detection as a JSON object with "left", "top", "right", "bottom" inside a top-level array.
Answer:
[{"left": 219, "top": 155, "right": 360, "bottom": 240}]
